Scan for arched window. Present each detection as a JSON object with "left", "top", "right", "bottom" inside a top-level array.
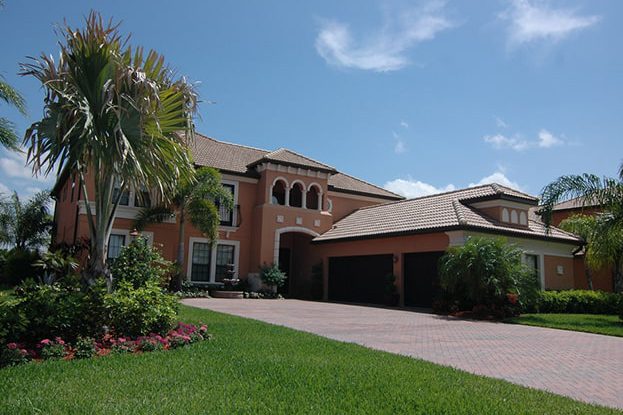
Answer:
[
  {"left": 272, "top": 180, "right": 287, "bottom": 205},
  {"left": 501, "top": 208, "right": 510, "bottom": 222},
  {"left": 519, "top": 211, "right": 527, "bottom": 225},
  {"left": 510, "top": 210, "right": 518, "bottom": 224},
  {"left": 306, "top": 185, "right": 320, "bottom": 210},
  {"left": 289, "top": 182, "right": 304, "bottom": 208}
]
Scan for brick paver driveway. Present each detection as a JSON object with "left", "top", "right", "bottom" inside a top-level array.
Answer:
[{"left": 183, "top": 299, "right": 623, "bottom": 410}]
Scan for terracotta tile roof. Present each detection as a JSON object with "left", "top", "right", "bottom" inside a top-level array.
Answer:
[
  {"left": 314, "top": 184, "right": 581, "bottom": 244},
  {"left": 329, "top": 172, "right": 403, "bottom": 200},
  {"left": 248, "top": 148, "right": 337, "bottom": 173},
  {"left": 190, "top": 133, "right": 402, "bottom": 200},
  {"left": 552, "top": 196, "right": 600, "bottom": 211},
  {"left": 191, "top": 133, "right": 267, "bottom": 174}
]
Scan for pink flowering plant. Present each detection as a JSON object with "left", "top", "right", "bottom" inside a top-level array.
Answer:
[
  {"left": 0, "top": 342, "right": 30, "bottom": 367},
  {"left": 38, "top": 337, "right": 68, "bottom": 360},
  {"left": 0, "top": 322, "right": 210, "bottom": 368}
]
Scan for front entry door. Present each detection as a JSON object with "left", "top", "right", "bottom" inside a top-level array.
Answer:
[{"left": 278, "top": 248, "right": 291, "bottom": 295}]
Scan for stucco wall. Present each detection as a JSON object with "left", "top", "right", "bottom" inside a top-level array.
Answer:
[{"left": 543, "top": 255, "right": 575, "bottom": 290}]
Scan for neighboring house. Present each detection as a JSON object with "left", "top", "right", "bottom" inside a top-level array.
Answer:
[
  {"left": 551, "top": 198, "right": 614, "bottom": 292},
  {"left": 51, "top": 133, "right": 582, "bottom": 306}
]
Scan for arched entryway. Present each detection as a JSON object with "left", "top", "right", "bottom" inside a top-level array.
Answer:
[{"left": 274, "top": 227, "right": 319, "bottom": 298}]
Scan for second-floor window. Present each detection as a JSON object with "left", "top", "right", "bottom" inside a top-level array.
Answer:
[
  {"left": 112, "top": 180, "right": 130, "bottom": 206},
  {"left": 218, "top": 184, "right": 235, "bottom": 226}
]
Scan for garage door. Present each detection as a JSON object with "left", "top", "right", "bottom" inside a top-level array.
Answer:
[
  {"left": 328, "top": 254, "right": 393, "bottom": 305},
  {"left": 403, "top": 251, "right": 445, "bottom": 308}
]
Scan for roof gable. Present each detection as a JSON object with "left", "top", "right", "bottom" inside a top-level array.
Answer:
[
  {"left": 190, "top": 133, "right": 402, "bottom": 200},
  {"left": 313, "top": 184, "right": 580, "bottom": 244}
]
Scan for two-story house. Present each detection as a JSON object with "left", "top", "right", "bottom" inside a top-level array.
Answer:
[{"left": 51, "top": 133, "right": 582, "bottom": 306}]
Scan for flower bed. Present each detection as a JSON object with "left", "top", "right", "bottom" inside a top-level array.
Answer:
[{"left": 0, "top": 322, "right": 210, "bottom": 368}]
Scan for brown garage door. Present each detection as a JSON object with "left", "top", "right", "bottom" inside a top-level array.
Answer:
[
  {"left": 328, "top": 254, "right": 393, "bottom": 305},
  {"left": 403, "top": 251, "right": 445, "bottom": 308}
]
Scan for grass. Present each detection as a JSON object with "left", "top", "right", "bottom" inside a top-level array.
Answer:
[
  {"left": 507, "top": 313, "right": 623, "bottom": 337},
  {"left": 0, "top": 305, "right": 620, "bottom": 414}
]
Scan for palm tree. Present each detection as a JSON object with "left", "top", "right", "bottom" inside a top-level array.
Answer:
[
  {"left": 0, "top": 1, "right": 26, "bottom": 150},
  {"left": 133, "top": 167, "right": 233, "bottom": 265},
  {"left": 540, "top": 164, "right": 623, "bottom": 292},
  {"left": 0, "top": 77, "right": 26, "bottom": 151},
  {"left": 558, "top": 214, "right": 597, "bottom": 290},
  {"left": 20, "top": 12, "right": 197, "bottom": 289},
  {"left": 0, "top": 190, "right": 53, "bottom": 251}
]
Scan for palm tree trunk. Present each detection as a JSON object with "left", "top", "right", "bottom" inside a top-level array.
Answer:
[
  {"left": 176, "top": 207, "right": 186, "bottom": 266},
  {"left": 585, "top": 266, "right": 593, "bottom": 290},
  {"left": 613, "top": 259, "right": 623, "bottom": 293}
]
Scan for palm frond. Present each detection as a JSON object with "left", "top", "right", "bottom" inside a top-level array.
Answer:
[
  {"left": 133, "top": 205, "right": 174, "bottom": 231},
  {"left": 0, "top": 76, "right": 26, "bottom": 115}
]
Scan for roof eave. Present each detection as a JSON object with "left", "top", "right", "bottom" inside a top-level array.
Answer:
[{"left": 312, "top": 224, "right": 581, "bottom": 245}]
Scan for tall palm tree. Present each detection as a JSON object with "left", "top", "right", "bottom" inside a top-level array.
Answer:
[
  {"left": 0, "top": 76, "right": 26, "bottom": 151},
  {"left": 558, "top": 214, "right": 597, "bottom": 290},
  {"left": 133, "top": 167, "right": 233, "bottom": 265},
  {"left": 20, "top": 12, "right": 197, "bottom": 289},
  {"left": 0, "top": 1, "right": 26, "bottom": 151},
  {"left": 0, "top": 190, "right": 53, "bottom": 251},
  {"left": 540, "top": 164, "right": 623, "bottom": 292}
]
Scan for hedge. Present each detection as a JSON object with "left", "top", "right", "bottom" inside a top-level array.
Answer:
[{"left": 532, "top": 290, "right": 623, "bottom": 315}]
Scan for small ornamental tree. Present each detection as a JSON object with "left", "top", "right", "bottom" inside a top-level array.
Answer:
[
  {"left": 439, "top": 237, "right": 537, "bottom": 314},
  {"left": 110, "top": 236, "right": 172, "bottom": 289},
  {"left": 260, "top": 263, "right": 287, "bottom": 292}
]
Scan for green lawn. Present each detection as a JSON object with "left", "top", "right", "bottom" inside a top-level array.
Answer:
[
  {"left": 507, "top": 313, "right": 623, "bottom": 337},
  {"left": 0, "top": 306, "right": 619, "bottom": 414}
]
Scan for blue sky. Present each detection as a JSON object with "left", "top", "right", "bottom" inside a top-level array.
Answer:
[{"left": 0, "top": 0, "right": 620, "bottom": 199}]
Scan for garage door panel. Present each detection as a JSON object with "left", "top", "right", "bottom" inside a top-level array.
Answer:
[
  {"left": 404, "top": 251, "right": 444, "bottom": 308},
  {"left": 329, "top": 254, "right": 393, "bottom": 305}
]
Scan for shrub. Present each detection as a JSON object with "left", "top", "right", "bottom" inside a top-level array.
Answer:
[
  {"left": 260, "top": 263, "right": 287, "bottom": 290},
  {"left": 104, "top": 280, "right": 178, "bottom": 337},
  {"left": 1, "top": 249, "right": 41, "bottom": 286},
  {"left": 439, "top": 237, "right": 535, "bottom": 316},
  {"left": 39, "top": 337, "right": 67, "bottom": 360},
  {"left": 532, "top": 290, "right": 623, "bottom": 314},
  {"left": 0, "top": 342, "right": 30, "bottom": 366},
  {"left": 11, "top": 280, "right": 106, "bottom": 344},
  {"left": 0, "top": 292, "right": 27, "bottom": 344},
  {"left": 110, "top": 237, "right": 172, "bottom": 289},
  {"left": 74, "top": 336, "right": 96, "bottom": 359}
]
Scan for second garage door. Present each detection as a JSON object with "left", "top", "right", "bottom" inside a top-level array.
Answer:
[
  {"left": 328, "top": 254, "right": 393, "bottom": 305},
  {"left": 403, "top": 251, "right": 445, "bottom": 308}
]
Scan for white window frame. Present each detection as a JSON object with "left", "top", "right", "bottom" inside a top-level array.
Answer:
[
  {"left": 107, "top": 229, "right": 154, "bottom": 260},
  {"left": 187, "top": 237, "right": 240, "bottom": 284},
  {"left": 220, "top": 179, "right": 239, "bottom": 228},
  {"left": 523, "top": 252, "right": 545, "bottom": 289}
]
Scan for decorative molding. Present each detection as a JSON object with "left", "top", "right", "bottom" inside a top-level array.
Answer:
[
  {"left": 273, "top": 226, "right": 320, "bottom": 264},
  {"left": 78, "top": 201, "right": 176, "bottom": 223}
]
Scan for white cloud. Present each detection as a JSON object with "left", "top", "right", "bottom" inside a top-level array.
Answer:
[
  {"left": 495, "top": 117, "right": 508, "bottom": 128},
  {"left": 468, "top": 171, "right": 522, "bottom": 190},
  {"left": 0, "top": 155, "right": 34, "bottom": 179},
  {"left": 483, "top": 129, "right": 565, "bottom": 151},
  {"left": 315, "top": 1, "right": 454, "bottom": 72},
  {"left": 483, "top": 134, "right": 529, "bottom": 151},
  {"left": 400, "top": 120, "right": 409, "bottom": 128},
  {"left": 394, "top": 138, "right": 407, "bottom": 154},
  {"left": 384, "top": 177, "right": 456, "bottom": 198},
  {"left": 537, "top": 129, "right": 563, "bottom": 148},
  {"left": 500, "top": 0, "right": 600, "bottom": 46},
  {"left": 384, "top": 171, "right": 524, "bottom": 199}
]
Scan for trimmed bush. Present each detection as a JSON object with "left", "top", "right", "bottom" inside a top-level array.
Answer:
[
  {"left": 110, "top": 237, "right": 172, "bottom": 289},
  {"left": 8, "top": 280, "right": 106, "bottom": 344},
  {"left": 533, "top": 290, "right": 623, "bottom": 315},
  {"left": 1, "top": 249, "right": 41, "bottom": 286},
  {"left": 260, "top": 263, "right": 287, "bottom": 290},
  {"left": 104, "top": 280, "right": 178, "bottom": 337}
]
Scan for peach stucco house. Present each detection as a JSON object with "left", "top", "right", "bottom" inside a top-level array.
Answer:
[{"left": 51, "top": 133, "right": 582, "bottom": 307}]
